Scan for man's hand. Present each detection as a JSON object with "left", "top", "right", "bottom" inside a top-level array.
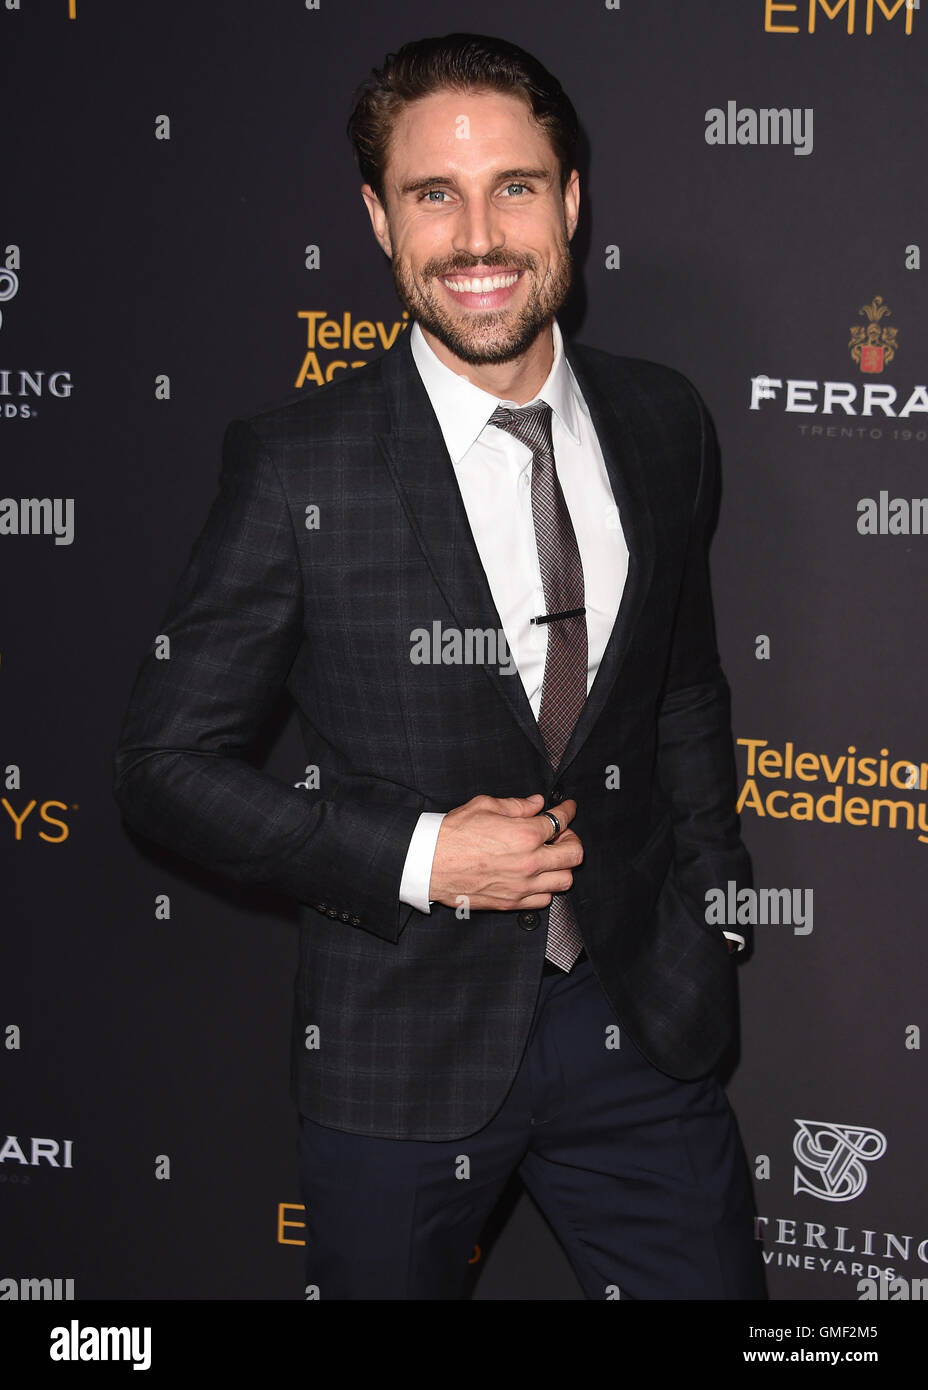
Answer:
[{"left": 428, "top": 793, "right": 583, "bottom": 912}]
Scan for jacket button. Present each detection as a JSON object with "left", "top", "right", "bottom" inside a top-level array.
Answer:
[
  {"left": 315, "top": 902, "right": 327, "bottom": 913},
  {"left": 551, "top": 786, "right": 564, "bottom": 803},
  {"left": 517, "top": 910, "right": 539, "bottom": 931},
  {"left": 327, "top": 908, "right": 338, "bottom": 918},
  {"left": 340, "top": 911, "right": 351, "bottom": 922},
  {"left": 350, "top": 916, "right": 361, "bottom": 926}
]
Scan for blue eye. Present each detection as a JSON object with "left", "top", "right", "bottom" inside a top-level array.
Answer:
[
  {"left": 424, "top": 189, "right": 448, "bottom": 202},
  {"left": 505, "top": 183, "right": 528, "bottom": 196}
]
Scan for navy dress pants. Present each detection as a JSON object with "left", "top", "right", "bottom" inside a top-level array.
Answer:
[{"left": 296, "top": 956, "right": 767, "bottom": 1300}]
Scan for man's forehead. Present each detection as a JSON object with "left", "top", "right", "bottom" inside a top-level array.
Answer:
[{"left": 385, "top": 88, "right": 557, "bottom": 178}]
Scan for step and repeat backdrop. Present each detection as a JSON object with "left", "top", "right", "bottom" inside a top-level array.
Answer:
[{"left": 2, "top": 0, "right": 925, "bottom": 1302}]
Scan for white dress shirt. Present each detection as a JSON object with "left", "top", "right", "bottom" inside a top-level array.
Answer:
[
  {"left": 398, "top": 317, "right": 625, "bottom": 907},
  {"left": 397, "top": 319, "right": 743, "bottom": 950}
]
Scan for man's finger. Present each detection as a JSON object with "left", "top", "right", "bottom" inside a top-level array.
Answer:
[
  {"left": 548, "top": 798, "right": 577, "bottom": 828},
  {"left": 533, "top": 799, "right": 578, "bottom": 842},
  {"left": 494, "top": 793, "right": 546, "bottom": 818}
]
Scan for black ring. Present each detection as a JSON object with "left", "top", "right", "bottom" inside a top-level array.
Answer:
[{"left": 539, "top": 811, "right": 560, "bottom": 843}]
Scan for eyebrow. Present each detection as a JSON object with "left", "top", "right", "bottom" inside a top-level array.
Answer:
[{"left": 398, "top": 167, "right": 553, "bottom": 196}]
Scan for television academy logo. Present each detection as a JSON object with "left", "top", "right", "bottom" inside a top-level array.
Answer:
[
  {"left": 793, "top": 1119, "right": 887, "bottom": 1202},
  {"left": 294, "top": 309, "right": 409, "bottom": 388},
  {"left": 749, "top": 295, "right": 927, "bottom": 424}
]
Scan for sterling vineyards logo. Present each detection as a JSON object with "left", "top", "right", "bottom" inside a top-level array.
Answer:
[
  {"left": 0, "top": 266, "right": 19, "bottom": 331},
  {"left": 793, "top": 1119, "right": 887, "bottom": 1202},
  {"left": 757, "top": 1120, "right": 914, "bottom": 1282},
  {"left": 0, "top": 369, "right": 74, "bottom": 421}
]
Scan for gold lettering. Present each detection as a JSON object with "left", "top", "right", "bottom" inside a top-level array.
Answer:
[
  {"left": 2, "top": 798, "right": 36, "bottom": 839},
  {"left": 765, "top": 0, "right": 801, "bottom": 30},
  {"left": 844, "top": 796, "right": 871, "bottom": 826},
  {"left": 294, "top": 351, "right": 325, "bottom": 389},
  {"left": 867, "top": 0, "right": 914, "bottom": 34},
  {"left": 38, "top": 801, "right": 69, "bottom": 843},
  {"left": 277, "top": 1202, "right": 306, "bottom": 1246},
  {"left": 352, "top": 321, "right": 376, "bottom": 350},
  {"left": 737, "top": 738, "right": 768, "bottom": 776},
  {"left": 890, "top": 760, "right": 919, "bottom": 789},
  {"left": 918, "top": 801, "right": 928, "bottom": 845},
  {"left": 809, "top": 0, "right": 855, "bottom": 33},
  {"left": 376, "top": 321, "right": 404, "bottom": 351},
  {"left": 871, "top": 798, "right": 915, "bottom": 830},
  {"left": 317, "top": 319, "right": 341, "bottom": 350},
  {"left": 298, "top": 310, "right": 326, "bottom": 349},
  {"left": 794, "top": 752, "right": 820, "bottom": 780},
  {"left": 736, "top": 778, "right": 766, "bottom": 815}
]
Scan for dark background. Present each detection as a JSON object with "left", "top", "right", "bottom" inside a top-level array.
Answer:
[{"left": 2, "top": 0, "right": 925, "bottom": 1301}]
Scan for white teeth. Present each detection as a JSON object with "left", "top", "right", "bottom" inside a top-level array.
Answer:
[{"left": 441, "top": 272, "right": 520, "bottom": 293}]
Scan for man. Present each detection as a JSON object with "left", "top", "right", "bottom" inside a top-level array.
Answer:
[{"left": 113, "top": 33, "right": 765, "bottom": 1301}]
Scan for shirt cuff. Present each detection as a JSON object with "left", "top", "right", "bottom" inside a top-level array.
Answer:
[
  {"left": 723, "top": 931, "right": 745, "bottom": 952},
  {"left": 399, "top": 812, "right": 447, "bottom": 914}
]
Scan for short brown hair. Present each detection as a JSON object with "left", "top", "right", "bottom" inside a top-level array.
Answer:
[{"left": 347, "top": 33, "right": 579, "bottom": 202}]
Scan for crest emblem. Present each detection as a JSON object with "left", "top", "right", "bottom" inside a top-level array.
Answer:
[{"left": 849, "top": 296, "right": 898, "bottom": 374}]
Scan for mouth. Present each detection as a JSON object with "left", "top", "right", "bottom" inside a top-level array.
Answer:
[{"left": 437, "top": 268, "right": 525, "bottom": 310}]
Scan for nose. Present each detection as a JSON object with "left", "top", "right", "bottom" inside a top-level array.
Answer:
[{"left": 450, "top": 194, "right": 505, "bottom": 261}]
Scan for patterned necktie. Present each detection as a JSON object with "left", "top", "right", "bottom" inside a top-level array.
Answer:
[{"left": 489, "top": 401, "right": 586, "bottom": 972}]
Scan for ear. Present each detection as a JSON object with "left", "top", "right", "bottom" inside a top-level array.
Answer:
[
  {"left": 361, "top": 184, "right": 393, "bottom": 257},
  {"left": 563, "top": 169, "right": 580, "bottom": 242}
]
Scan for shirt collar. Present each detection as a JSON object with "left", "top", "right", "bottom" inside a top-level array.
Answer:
[{"left": 409, "top": 318, "right": 583, "bottom": 465}]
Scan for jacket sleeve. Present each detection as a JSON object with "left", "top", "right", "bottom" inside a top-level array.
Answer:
[
  {"left": 655, "top": 382, "right": 753, "bottom": 947},
  {"left": 112, "top": 418, "right": 423, "bottom": 942}
]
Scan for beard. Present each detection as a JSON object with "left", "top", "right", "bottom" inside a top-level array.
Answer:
[{"left": 389, "top": 237, "right": 573, "bottom": 366}]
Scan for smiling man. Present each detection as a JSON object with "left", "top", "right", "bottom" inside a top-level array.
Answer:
[
  {"left": 363, "top": 85, "right": 575, "bottom": 385},
  {"left": 113, "top": 33, "right": 765, "bottom": 1301}
]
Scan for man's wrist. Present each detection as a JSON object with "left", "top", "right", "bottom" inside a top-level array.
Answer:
[{"left": 399, "top": 811, "right": 447, "bottom": 913}]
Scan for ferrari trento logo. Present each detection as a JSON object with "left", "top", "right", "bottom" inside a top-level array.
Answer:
[
  {"left": 849, "top": 296, "right": 898, "bottom": 374},
  {"left": 793, "top": 1119, "right": 887, "bottom": 1202}
]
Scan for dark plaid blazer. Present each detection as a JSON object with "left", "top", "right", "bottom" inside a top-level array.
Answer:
[{"left": 112, "top": 326, "right": 752, "bottom": 1140}]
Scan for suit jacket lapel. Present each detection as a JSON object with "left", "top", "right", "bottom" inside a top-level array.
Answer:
[
  {"left": 555, "top": 343, "right": 656, "bottom": 774},
  {"left": 376, "top": 333, "right": 549, "bottom": 762},
  {"left": 376, "top": 330, "right": 656, "bottom": 774}
]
